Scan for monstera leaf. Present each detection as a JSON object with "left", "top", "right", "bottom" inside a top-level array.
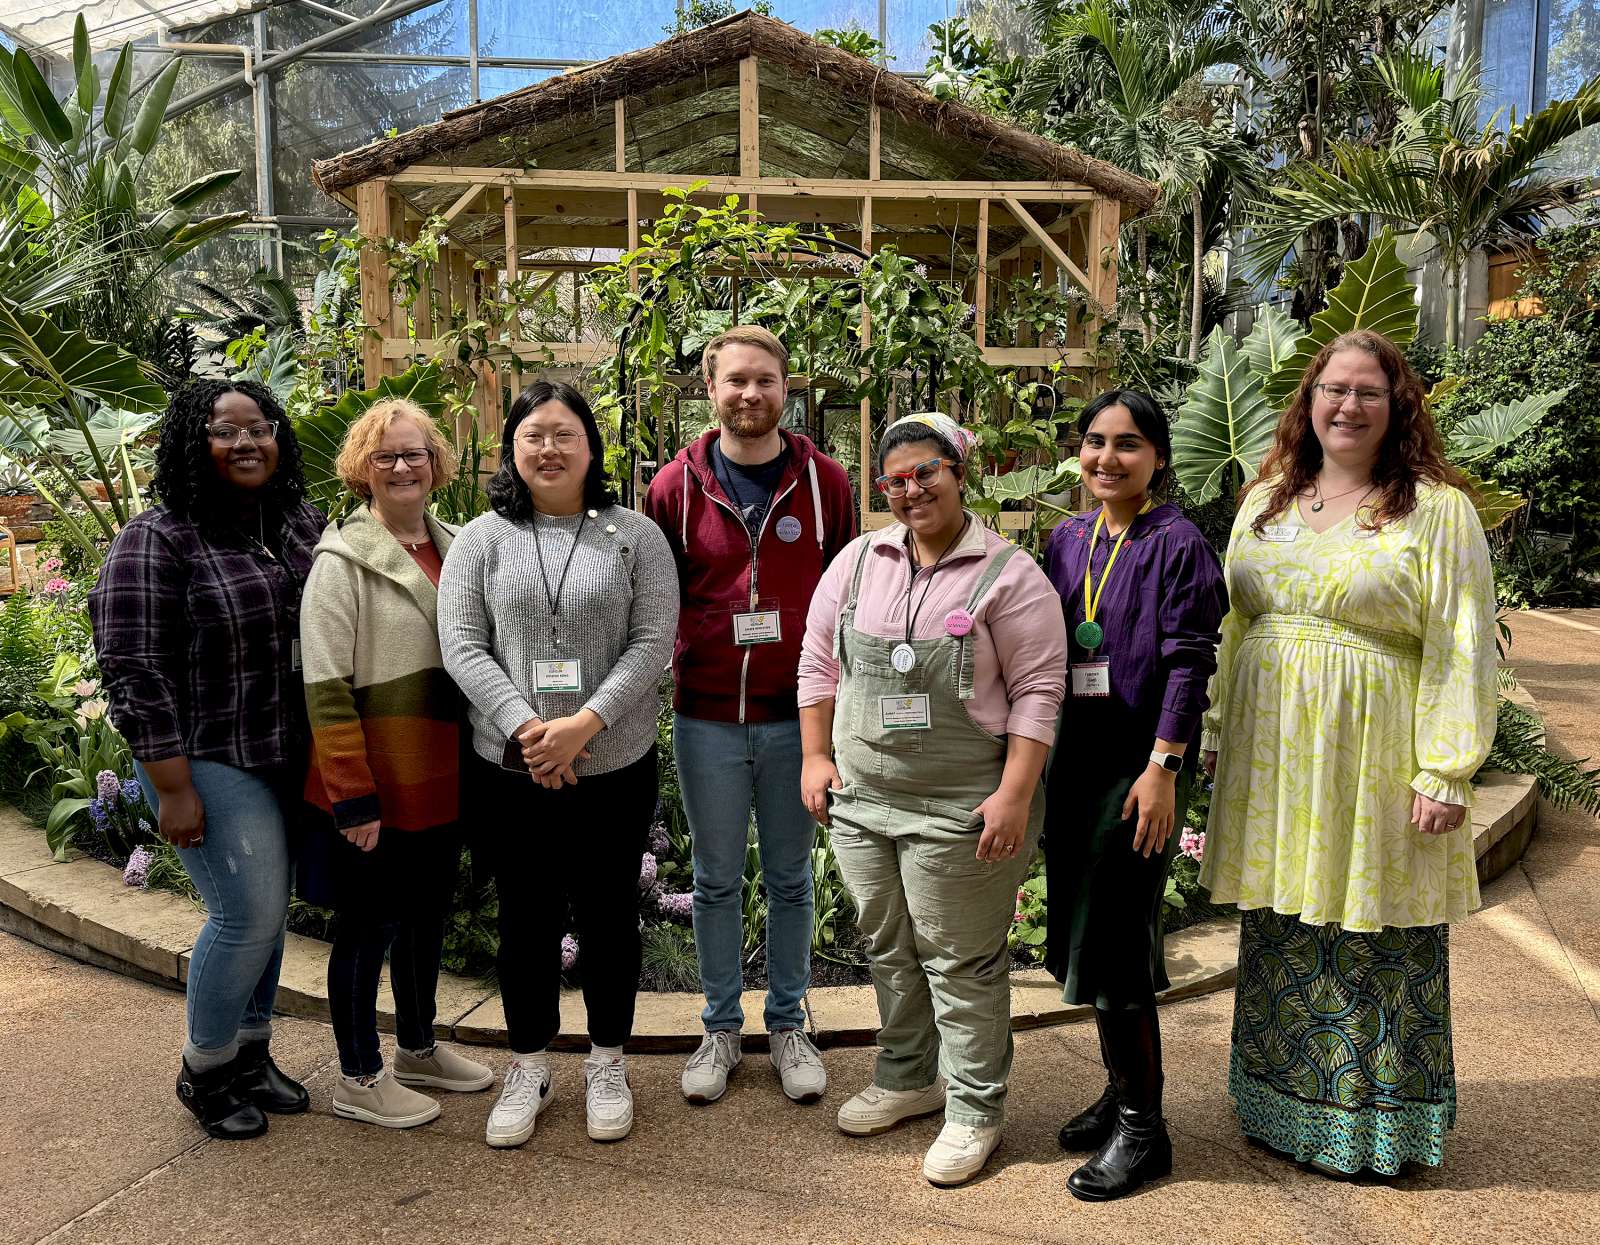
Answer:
[
  {"left": 293, "top": 362, "right": 449, "bottom": 515},
  {"left": 1242, "top": 303, "right": 1301, "bottom": 381},
  {"left": 1447, "top": 388, "right": 1569, "bottom": 464},
  {"left": 1172, "top": 328, "right": 1279, "bottom": 505},
  {"left": 1262, "top": 231, "right": 1419, "bottom": 406},
  {"left": 982, "top": 459, "right": 1081, "bottom": 504}
]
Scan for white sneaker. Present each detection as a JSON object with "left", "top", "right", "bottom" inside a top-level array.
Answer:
[
  {"left": 484, "top": 1058, "right": 551, "bottom": 1149},
  {"left": 769, "top": 1028, "right": 827, "bottom": 1103},
  {"left": 681, "top": 1030, "right": 743, "bottom": 1104},
  {"left": 923, "top": 1121, "right": 1003, "bottom": 1186},
  {"left": 836, "top": 1080, "right": 947, "bottom": 1136},
  {"left": 584, "top": 1055, "right": 634, "bottom": 1142}
]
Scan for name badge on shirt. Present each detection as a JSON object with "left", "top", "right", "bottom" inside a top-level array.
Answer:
[
  {"left": 1071, "top": 660, "right": 1111, "bottom": 698},
  {"left": 879, "top": 694, "right": 931, "bottom": 731},
  {"left": 734, "top": 610, "right": 782, "bottom": 645},
  {"left": 1261, "top": 524, "right": 1300, "bottom": 543},
  {"left": 534, "top": 659, "right": 582, "bottom": 693},
  {"left": 290, "top": 639, "right": 302, "bottom": 671}
]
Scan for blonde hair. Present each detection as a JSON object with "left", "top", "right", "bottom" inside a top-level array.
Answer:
[
  {"left": 703, "top": 324, "right": 789, "bottom": 380},
  {"left": 335, "top": 398, "right": 456, "bottom": 499}
]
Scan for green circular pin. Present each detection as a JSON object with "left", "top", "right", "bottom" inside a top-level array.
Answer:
[{"left": 1075, "top": 620, "right": 1104, "bottom": 650}]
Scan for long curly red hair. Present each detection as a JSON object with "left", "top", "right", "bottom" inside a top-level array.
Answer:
[{"left": 1245, "top": 330, "right": 1465, "bottom": 536}]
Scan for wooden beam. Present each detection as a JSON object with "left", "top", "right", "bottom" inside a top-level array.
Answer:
[
  {"left": 1001, "top": 197, "right": 1092, "bottom": 294},
  {"left": 627, "top": 188, "right": 639, "bottom": 293},
  {"left": 502, "top": 189, "right": 519, "bottom": 341},
  {"left": 384, "top": 339, "right": 616, "bottom": 364},
  {"left": 355, "top": 180, "right": 391, "bottom": 384},
  {"left": 614, "top": 98, "right": 627, "bottom": 172},
  {"left": 859, "top": 192, "right": 873, "bottom": 527},
  {"left": 1089, "top": 195, "right": 1122, "bottom": 387},
  {"left": 739, "top": 56, "right": 760, "bottom": 180},
  {"left": 980, "top": 347, "right": 1096, "bottom": 367},
  {"left": 868, "top": 103, "right": 880, "bottom": 181},
  {"left": 975, "top": 198, "right": 989, "bottom": 351},
  {"left": 440, "top": 183, "right": 484, "bottom": 226}
]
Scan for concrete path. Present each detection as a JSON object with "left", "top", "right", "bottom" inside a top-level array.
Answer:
[{"left": 3, "top": 611, "right": 1598, "bottom": 1245}]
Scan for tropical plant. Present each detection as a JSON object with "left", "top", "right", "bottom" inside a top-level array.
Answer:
[{"left": 1248, "top": 46, "right": 1600, "bottom": 346}]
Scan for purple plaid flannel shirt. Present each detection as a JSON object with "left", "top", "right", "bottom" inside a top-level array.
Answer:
[{"left": 88, "top": 502, "right": 326, "bottom": 769}]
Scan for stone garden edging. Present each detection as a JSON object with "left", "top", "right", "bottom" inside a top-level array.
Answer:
[{"left": 0, "top": 689, "right": 1541, "bottom": 1052}]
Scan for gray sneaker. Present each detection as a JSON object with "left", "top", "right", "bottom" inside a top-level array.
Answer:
[
  {"left": 681, "top": 1030, "right": 743, "bottom": 1104},
  {"left": 394, "top": 1043, "right": 494, "bottom": 1092},
  {"left": 769, "top": 1028, "right": 826, "bottom": 1103},
  {"left": 332, "top": 1069, "right": 440, "bottom": 1129}
]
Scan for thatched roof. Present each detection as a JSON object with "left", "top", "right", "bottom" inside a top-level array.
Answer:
[{"left": 310, "top": 10, "right": 1157, "bottom": 212}]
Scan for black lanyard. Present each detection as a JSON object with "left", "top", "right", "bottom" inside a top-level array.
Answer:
[
  {"left": 532, "top": 510, "right": 588, "bottom": 631},
  {"left": 902, "top": 516, "right": 968, "bottom": 645}
]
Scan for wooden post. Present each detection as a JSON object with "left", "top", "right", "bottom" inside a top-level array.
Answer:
[
  {"left": 355, "top": 180, "right": 391, "bottom": 385},
  {"left": 858, "top": 193, "right": 874, "bottom": 527},
  {"left": 868, "top": 102, "right": 880, "bottom": 181},
  {"left": 614, "top": 98, "right": 627, "bottom": 173},
  {"left": 1089, "top": 196, "right": 1122, "bottom": 388},
  {"left": 502, "top": 189, "right": 520, "bottom": 341},
  {"left": 975, "top": 198, "right": 989, "bottom": 351},
  {"left": 739, "top": 56, "right": 760, "bottom": 216}
]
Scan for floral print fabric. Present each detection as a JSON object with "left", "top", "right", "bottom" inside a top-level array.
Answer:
[{"left": 1200, "top": 482, "right": 1497, "bottom": 931}]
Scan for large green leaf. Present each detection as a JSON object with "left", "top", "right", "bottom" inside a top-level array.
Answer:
[
  {"left": 101, "top": 45, "right": 132, "bottom": 141},
  {"left": 239, "top": 331, "right": 302, "bottom": 404},
  {"left": 0, "top": 361, "right": 59, "bottom": 408},
  {"left": 1173, "top": 327, "right": 1280, "bottom": 504},
  {"left": 1241, "top": 303, "right": 1302, "bottom": 381},
  {"left": 1262, "top": 231, "right": 1419, "bottom": 406},
  {"left": 1462, "top": 468, "right": 1528, "bottom": 531},
  {"left": 294, "top": 362, "right": 448, "bottom": 515},
  {"left": 45, "top": 796, "right": 89, "bottom": 861},
  {"left": 165, "top": 168, "right": 243, "bottom": 211},
  {"left": 125, "top": 60, "right": 180, "bottom": 160},
  {"left": 0, "top": 306, "right": 166, "bottom": 412},
  {"left": 1447, "top": 387, "right": 1569, "bottom": 464},
  {"left": 980, "top": 459, "right": 1082, "bottom": 504},
  {"left": 72, "top": 16, "right": 98, "bottom": 117},
  {"left": 8, "top": 48, "right": 72, "bottom": 146}
]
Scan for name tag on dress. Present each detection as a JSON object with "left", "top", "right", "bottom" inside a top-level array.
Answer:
[
  {"left": 1071, "top": 660, "right": 1111, "bottom": 698},
  {"left": 534, "top": 659, "right": 582, "bottom": 693},
  {"left": 290, "top": 639, "right": 302, "bottom": 671},
  {"left": 879, "top": 694, "right": 931, "bottom": 730},
  {"left": 1261, "top": 524, "right": 1300, "bottom": 543},
  {"left": 733, "top": 610, "right": 782, "bottom": 645}
]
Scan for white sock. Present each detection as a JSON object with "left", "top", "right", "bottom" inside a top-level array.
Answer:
[
  {"left": 401, "top": 1044, "right": 435, "bottom": 1060},
  {"left": 512, "top": 1050, "right": 550, "bottom": 1073},
  {"left": 589, "top": 1044, "right": 624, "bottom": 1063},
  {"left": 342, "top": 1069, "right": 384, "bottom": 1088}
]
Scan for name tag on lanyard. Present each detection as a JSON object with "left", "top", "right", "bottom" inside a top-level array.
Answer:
[
  {"left": 534, "top": 659, "right": 582, "bottom": 693},
  {"left": 879, "top": 694, "right": 931, "bottom": 730},
  {"left": 733, "top": 609, "right": 782, "bottom": 645},
  {"left": 1071, "top": 660, "right": 1110, "bottom": 698}
]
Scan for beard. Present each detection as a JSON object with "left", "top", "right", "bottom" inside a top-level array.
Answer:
[{"left": 717, "top": 398, "right": 783, "bottom": 441}]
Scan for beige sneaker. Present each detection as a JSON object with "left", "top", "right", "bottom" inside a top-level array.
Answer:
[
  {"left": 923, "top": 1121, "right": 1002, "bottom": 1186},
  {"left": 394, "top": 1044, "right": 494, "bottom": 1092},
  {"left": 332, "top": 1069, "right": 440, "bottom": 1129},
  {"left": 836, "top": 1079, "right": 946, "bottom": 1136}
]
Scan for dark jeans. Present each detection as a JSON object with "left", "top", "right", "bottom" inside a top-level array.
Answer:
[
  {"left": 323, "top": 821, "right": 460, "bottom": 1077},
  {"left": 476, "top": 746, "right": 657, "bottom": 1053}
]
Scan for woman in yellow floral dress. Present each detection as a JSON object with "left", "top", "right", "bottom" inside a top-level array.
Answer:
[{"left": 1201, "top": 330, "right": 1497, "bottom": 1176}]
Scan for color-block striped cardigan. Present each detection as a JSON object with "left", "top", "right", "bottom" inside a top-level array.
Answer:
[{"left": 300, "top": 505, "right": 461, "bottom": 831}]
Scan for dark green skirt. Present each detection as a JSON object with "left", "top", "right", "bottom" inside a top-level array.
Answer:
[
  {"left": 1230, "top": 909, "right": 1457, "bottom": 1175},
  {"left": 1043, "top": 765, "right": 1191, "bottom": 1006}
]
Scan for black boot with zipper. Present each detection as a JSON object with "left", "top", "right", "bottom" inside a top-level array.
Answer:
[{"left": 1067, "top": 1004, "right": 1172, "bottom": 1200}]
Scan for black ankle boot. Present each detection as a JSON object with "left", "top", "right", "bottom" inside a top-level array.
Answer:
[
  {"left": 233, "top": 1039, "right": 309, "bottom": 1114},
  {"left": 176, "top": 1058, "right": 268, "bottom": 1140},
  {"left": 1067, "top": 1004, "right": 1172, "bottom": 1201},
  {"left": 1058, "top": 1083, "right": 1118, "bottom": 1150}
]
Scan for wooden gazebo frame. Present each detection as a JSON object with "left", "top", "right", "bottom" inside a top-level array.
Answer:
[{"left": 311, "top": 11, "right": 1156, "bottom": 521}]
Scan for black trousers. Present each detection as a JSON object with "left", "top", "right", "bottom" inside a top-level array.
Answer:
[{"left": 475, "top": 746, "right": 657, "bottom": 1052}]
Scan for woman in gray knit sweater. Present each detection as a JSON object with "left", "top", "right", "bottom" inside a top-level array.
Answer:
[{"left": 438, "top": 380, "right": 678, "bottom": 1151}]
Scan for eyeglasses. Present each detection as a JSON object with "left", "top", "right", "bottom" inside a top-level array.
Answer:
[
  {"left": 207, "top": 421, "right": 278, "bottom": 446},
  {"left": 368, "top": 448, "right": 433, "bottom": 470},
  {"left": 517, "top": 429, "right": 584, "bottom": 452},
  {"left": 1314, "top": 382, "right": 1390, "bottom": 408},
  {"left": 875, "top": 457, "right": 957, "bottom": 497}
]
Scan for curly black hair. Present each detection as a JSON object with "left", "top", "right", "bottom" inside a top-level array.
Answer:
[
  {"left": 488, "top": 380, "right": 617, "bottom": 521},
  {"left": 151, "top": 377, "right": 307, "bottom": 532}
]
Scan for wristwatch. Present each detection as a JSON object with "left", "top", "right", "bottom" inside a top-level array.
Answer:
[{"left": 1148, "top": 750, "right": 1184, "bottom": 774}]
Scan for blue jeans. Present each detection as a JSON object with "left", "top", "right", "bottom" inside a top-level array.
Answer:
[
  {"left": 135, "top": 760, "right": 292, "bottom": 1068},
  {"left": 673, "top": 714, "right": 814, "bottom": 1033}
]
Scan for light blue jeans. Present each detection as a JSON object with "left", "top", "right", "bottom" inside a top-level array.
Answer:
[
  {"left": 673, "top": 714, "right": 815, "bottom": 1033},
  {"left": 135, "top": 759, "right": 292, "bottom": 1070}
]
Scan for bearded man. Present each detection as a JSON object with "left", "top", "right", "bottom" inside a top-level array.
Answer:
[{"left": 643, "top": 325, "right": 856, "bottom": 1108}]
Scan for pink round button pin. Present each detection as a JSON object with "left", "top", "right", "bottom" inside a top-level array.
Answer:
[{"left": 944, "top": 608, "right": 974, "bottom": 637}]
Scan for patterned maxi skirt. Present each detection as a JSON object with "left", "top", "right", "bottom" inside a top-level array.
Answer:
[{"left": 1230, "top": 909, "right": 1456, "bottom": 1175}]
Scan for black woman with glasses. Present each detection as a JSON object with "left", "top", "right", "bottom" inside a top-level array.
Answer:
[{"left": 90, "top": 378, "right": 324, "bottom": 1140}]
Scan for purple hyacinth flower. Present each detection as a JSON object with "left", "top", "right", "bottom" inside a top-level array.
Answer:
[
  {"left": 560, "top": 934, "right": 579, "bottom": 971},
  {"left": 88, "top": 798, "right": 108, "bottom": 830},
  {"left": 648, "top": 823, "right": 670, "bottom": 856},
  {"left": 121, "top": 777, "right": 144, "bottom": 808},
  {"left": 95, "top": 769, "right": 120, "bottom": 802},
  {"left": 657, "top": 891, "right": 694, "bottom": 920},
  {"left": 638, "top": 851, "right": 658, "bottom": 892},
  {"left": 123, "top": 845, "right": 154, "bottom": 888}
]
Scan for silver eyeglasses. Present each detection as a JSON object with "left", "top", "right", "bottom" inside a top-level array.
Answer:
[
  {"left": 517, "top": 429, "right": 584, "bottom": 452},
  {"left": 1314, "top": 382, "right": 1390, "bottom": 407},
  {"left": 207, "top": 421, "right": 278, "bottom": 445}
]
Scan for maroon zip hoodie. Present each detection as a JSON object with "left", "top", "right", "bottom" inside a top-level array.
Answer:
[{"left": 644, "top": 428, "right": 856, "bottom": 723}]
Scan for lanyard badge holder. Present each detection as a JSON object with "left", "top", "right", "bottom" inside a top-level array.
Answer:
[{"left": 733, "top": 597, "right": 783, "bottom": 645}]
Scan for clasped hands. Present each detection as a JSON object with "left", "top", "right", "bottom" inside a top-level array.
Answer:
[
  {"left": 515, "top": 709, "right": 602, "bottom": 789},
  {"left": 1204, "top": 750, "right": 1467, "bottom": 835}
]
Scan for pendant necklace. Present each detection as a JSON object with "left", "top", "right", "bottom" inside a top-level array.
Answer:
[
  {"left": 1309, "top": 477, "right": 1373, "bottom": 513},
  {"left": 1077, "top": 499, "right": 1151, "bottom": 652},
  {"left": 892, "top": 516, "right": 968, "bottom": 673}
]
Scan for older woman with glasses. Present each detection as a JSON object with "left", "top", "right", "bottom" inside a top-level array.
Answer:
[
  {"left": 799, "top": 412, "right": 1067, "bottom": 1188},
  {"left": 299, "top": 397, "right": 493, "bottom": 1131}
]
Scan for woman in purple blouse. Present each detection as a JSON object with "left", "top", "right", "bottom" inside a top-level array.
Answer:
[{"left": 1042, "top": 390, "right": 1226, "bottom": 1202}]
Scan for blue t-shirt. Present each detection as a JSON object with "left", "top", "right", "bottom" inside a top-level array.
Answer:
[{"left": 711, "top": 441, "right": 789, "bottom": 536}]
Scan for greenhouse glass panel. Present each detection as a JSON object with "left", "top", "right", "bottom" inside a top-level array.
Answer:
[
  {"left": 1545, "top": 0, "right": 1600, "bottom": 174},
  {"left": 141, "top": 52, "right": 258, "bottom": 216},
  {"left": 479, "top": 66, "right": 561, "bottom": 98},
  {"left": 264, "top": 0, "right": 469, "bottom": 54},
  {"left": 1482, "top": 0, "right": 1536, "bottom": 124},
  {"left": 475, "top": 0, "right": 679, "bottom": 61}
]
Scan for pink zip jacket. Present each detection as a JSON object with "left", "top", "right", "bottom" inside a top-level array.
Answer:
[
  {"left": 799, "top": 518, "right": 1067, "bottom": 744},
  {"left": 644, "top": 427, "right": 856, "bottom": 723}
]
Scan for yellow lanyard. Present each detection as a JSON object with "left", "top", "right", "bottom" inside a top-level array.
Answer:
[{"left": 1081, "top": 499, "right": 1152, "bottom": 631}]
